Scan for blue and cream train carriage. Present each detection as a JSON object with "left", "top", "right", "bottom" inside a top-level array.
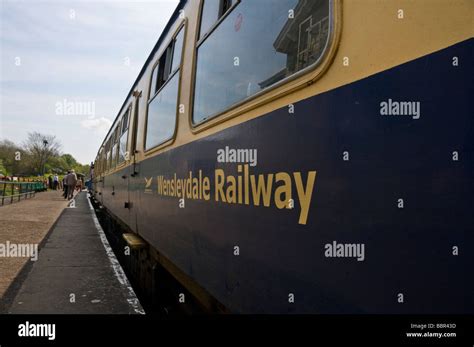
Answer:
[{"left": 92, "top": 0, "right": 473, "bottom": 313}]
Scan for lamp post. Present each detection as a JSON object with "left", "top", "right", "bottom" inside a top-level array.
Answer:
[{"left": 42, "top": 139, "right": 48, "bottom": 176}]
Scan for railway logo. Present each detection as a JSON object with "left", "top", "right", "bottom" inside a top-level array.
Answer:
[
  {"left": 151, "top": 165, "right": 317, "bottom": 225},
  {"left": 144, "top": 177, "right": 153, "bottom": 194}
]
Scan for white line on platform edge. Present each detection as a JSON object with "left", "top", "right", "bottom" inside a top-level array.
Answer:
[{"left": 86, "top": 193, "right": 145, "bottom": 315}]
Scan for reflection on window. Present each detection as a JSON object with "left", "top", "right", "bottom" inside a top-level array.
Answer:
[
  {"left": 121, "top": 108, "right": 129, "bottom": 134},
  {"left": 171, "top": 29, "right": 184, "bottom": 73},
  {"left": 193, "top": 0, "right": 330, "bottom": 124},
  {"left": 119, "top": 131, "right": 128, "bottom": 163},
  {"left": 106, "top": 150, "right": 111, "bottom": 170},
  {"left": 199, "top": 0, "right": 235, "bottom": 39},
  {"left": 110, "top": 126, "right": 119, "bottom": 168},
  {"left": 145, "top": 26, "right": 184, "bottom": 150},
  {"left": 100, "top": 150, "right": 103, "bottom": 171},
  {"left": 150, "top": 65, "right": 158, "bottom": 97},
  {"left": 199, "top": 0, "right": 220, "bottom": 39},
  {"left": 111, "top": 145, "right": 117, "bottom": 167},
  {"left": 145, "top": 73, "right": 179, "bottom": 149},
  {"left": 158, "top": 47, "right": 173, "bottom": 89},
  {"left": 97, "top": 151, "right": 101, "bottom": 174},
  {"left": 118, "top": 108, "right": 130, "bottom": 163}
]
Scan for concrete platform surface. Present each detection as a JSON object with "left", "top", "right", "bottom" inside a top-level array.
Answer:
[
  {"left": 0, "top": 190, "right": 68, "bottom": 299},
  {"left": 7, "top": 192, "right": 144, "bottom": 314}
]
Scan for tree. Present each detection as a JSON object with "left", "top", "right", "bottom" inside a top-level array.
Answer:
[
  {"left": 0, "top": 139, "right": 25, "bottom": 176},
  {"left": 22, "top": 132, "right": 61, "bottom": 175},
  {"left": 0, "top": 158, "right": 6, "bottom": 176},
  {"left": 46, "top": 154, "right": 76, "bottom": 174},
  {"left": 1, "top": 136, "right": 89, "bottom": 178}
]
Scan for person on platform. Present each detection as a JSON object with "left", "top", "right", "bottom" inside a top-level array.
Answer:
[
  {"left": 53, "top": 174, "right": 59, "bottom": 190},
  {"left": 66, "top": 170, "right": 77, "bottom": 200},
  {"left": 62, "top": 173, "right": 68, "bottom": 198},
  {"left": 76, "top": 177, "right": 83, "bottom": 192}
]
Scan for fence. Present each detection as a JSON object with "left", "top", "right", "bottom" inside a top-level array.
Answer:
[{"left": 0, "top": 181, "right": 46, "bottom": 206}]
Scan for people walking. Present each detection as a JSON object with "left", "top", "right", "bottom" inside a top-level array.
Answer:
[
  {"left": 66, "top": 170, "right": 77, "bottom": 200},
  {"left": 53, "top": 175, "right": 59, "bottom": 190},
  {"left": 76, "top": 177, "right": 83, "bottom": 192},
  {"left": 62, "top": 173, "right": 68, "bottom": 198}
]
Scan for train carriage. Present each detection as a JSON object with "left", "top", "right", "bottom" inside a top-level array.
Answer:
[{"left": 92, "top": 0, "right": 473, "bottom": 313}]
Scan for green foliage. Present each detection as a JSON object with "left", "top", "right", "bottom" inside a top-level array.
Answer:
[
  {"left": 0, "top": 158, "right": 6, "bottom": 176},
  {"left": 0, "top": 139, "right": 25, "bottom": 176},
  {"left": 46, "top": 154, "right": 90, "bottom": 176},
  {"left": 0, "top": 134, "right": 89, "bottom": 178}
]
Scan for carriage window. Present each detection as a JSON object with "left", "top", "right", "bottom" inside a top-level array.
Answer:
[
  {"left": 158, "top": 46, "right": 173, "bottom": 89},
  {"left": 96, "top": 151, "right": 101, "bottom": 175},
  {"left": 149, "top": 27, "right": 183, "bottom": 101},
  {"left": 121, "top": 108, "right": 129, "bottom": 133},
  {"left": 99, "top": 149, "right": 104, "bottom": 174},
  {"left": 118, "top": 108, "right": 130, "bottom": 163},
  {"left": 193, "top": 0, "right": 330, "bottom": 124},
  {"left": 111, "top": 126, "right": 119, "bottom": 168},
  {"left": 199, "top": 0, "right": 235, "bottom": 39},
  {"left": 150, "top": 65, "right": 159, "bottom": 97},
  {"left": 146, "top": 74, "right": 179, "bottom": 149},
  {"left": 145, "top": 26, "right": 184, "bottom": 150},
  {"left": 115, "top": 126, "right": 121, "bottom": 164},
  {"left": 101, "top": 149, "right": 106, "bottom": 173},
  {"left": 106, "top": 138, "right": 112, "bottom": 171},
  {"left": 171, "top": 29, "right": 184, "bottom": 73}
]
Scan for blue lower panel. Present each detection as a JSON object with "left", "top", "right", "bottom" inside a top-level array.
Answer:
[{"left": 126, "top": 38, "right": 473, "bottom": 313}]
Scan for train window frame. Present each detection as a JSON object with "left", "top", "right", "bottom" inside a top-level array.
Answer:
[
  {"left": 106, "top": 138, "right": 112, "bottom": 172},
  {"left": 99, "top": 148, "right": 104, "bottom": 175},
  {"left": 143, "top": 20, "right": 187, "bottom": 155},
  {"left": 150, "top": 64, "right": 159, "bottom": 98},
  {"left": 99, "top": 148, "right": 103, "bottom": 174},
  {"left": 190, "top": 0, "right": 339, "bottom": 131},
  {"left": 198, "top": 0, "right": 238, "bottom": 42},
  {"left": 101, "top": 147, "right": 106, "bottom": 174},
  {"left": 121, "top": 106, "right": 130, "bottom": 134},
  {"left": 111, "top": 125, "right": 120, "bottom": 169},
  {"left": 117, "top": 105, "right": 132, "bottom": 165},
  {"left": 96, "top": 149, "right": 101, "bottom": 176}
]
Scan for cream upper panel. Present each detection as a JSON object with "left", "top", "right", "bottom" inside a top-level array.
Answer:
[{"left": 134, "top": 0, "right": 472, "bottom": 162}]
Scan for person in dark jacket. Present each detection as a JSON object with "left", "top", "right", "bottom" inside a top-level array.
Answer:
[
  {"left": 63, "top": 172, "right": 69, "bottom": 198},
  {"left": 66, "top": 170, "right": 77, "bottom": 200}
]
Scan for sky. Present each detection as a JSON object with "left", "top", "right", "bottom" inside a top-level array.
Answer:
[{"left": 0, "top": 0, "right": 179, "bottom": 165}]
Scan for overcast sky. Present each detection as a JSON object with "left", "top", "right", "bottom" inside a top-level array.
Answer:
[{"left": 0, "top": 0, "right": 179, "bottom": 164}]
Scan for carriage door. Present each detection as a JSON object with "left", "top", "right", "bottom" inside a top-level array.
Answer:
[{"left": 128, "top": 90, "right": 142, "bottom": 233}]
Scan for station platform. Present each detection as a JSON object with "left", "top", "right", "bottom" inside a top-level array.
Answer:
[
  {"left": 0, "top": 190, "right": 67, "bottom": 300},
  {"left": 4, "top": 192, "right": 144, "bottom": 314}
]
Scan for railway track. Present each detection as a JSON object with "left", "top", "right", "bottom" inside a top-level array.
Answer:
[{"left": 89, "top": 195, "right": 205, "bottom": 315}]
